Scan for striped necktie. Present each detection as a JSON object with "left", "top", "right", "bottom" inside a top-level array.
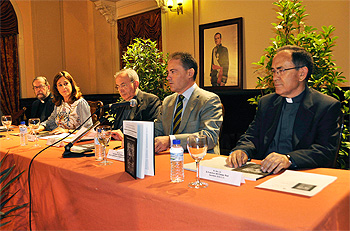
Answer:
[{"left": 172, "top": 95, "right": 184, "bottom": 135}]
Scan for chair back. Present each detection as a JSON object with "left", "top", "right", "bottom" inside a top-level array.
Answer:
[
  {"left": 11, "top": 107, "right": 27, "bottom": 125},
  {"left": 88, "top": 101, "right": 104, "bottom": 124}
]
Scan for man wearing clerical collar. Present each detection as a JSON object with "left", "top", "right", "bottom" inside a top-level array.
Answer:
[
  {"left": 226, "top": 45, "right": 341, "bottom": 174},
  {"left": 31, "top": 76, "right": 55, "bottom": 122}
]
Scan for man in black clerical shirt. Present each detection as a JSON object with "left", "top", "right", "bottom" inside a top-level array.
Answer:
[
  {"left": 31, "top": 76, "right": 54, "bottom": 122},
  {"left": 226, "top": 45, "right": 341, "bottom": 174},
  {"left": 107, "top": 69, "right": 161, "bottom": 133}
]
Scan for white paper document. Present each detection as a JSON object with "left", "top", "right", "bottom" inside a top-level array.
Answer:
[
  {"left": 38, "top": 133, "right": 73, "bottom": 140},
  {"left": 64, "top": 127, "right": 95, "bottom": 142},
  {"left": 256, "top": 170, "right": 337, "bottom": 197},
  {"left": 107, "top": 148, "right": 124, "bottom": 161},
  {"left": 184, "top": 156, "right": 269, "bottom": 181}
]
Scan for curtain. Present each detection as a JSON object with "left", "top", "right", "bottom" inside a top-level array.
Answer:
[
  {"left": 117, "top": 8, "right": 162, "bottom": 68},
  {"left": 0, "top": 0, "right": 20, "bottom": 117}
]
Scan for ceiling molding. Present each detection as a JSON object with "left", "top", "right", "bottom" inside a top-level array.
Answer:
[{"left": 91, "top": 0, "right": 168, "bottom": 24}]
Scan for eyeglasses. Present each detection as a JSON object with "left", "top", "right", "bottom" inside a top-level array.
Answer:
[
  {"left": 115, "top": 80, "right": 134, "bottom": 90},
  {"left": 270, "top": 66, "right": 305, "bottom": 76},
  {"left": 33, "top": 85, "right": 47, "bottom": 90}
]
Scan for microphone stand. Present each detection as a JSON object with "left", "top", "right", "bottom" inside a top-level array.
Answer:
[
  {"left": 62, "top": 107, "right": 106, "bottom": 158},
  {"left": 62, "top": 99, "right": 138, "bottom": 157}
]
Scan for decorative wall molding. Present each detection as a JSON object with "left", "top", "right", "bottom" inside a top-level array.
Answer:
[
  {"left": 92, "top": 0, "right": 117, "bottom": 25},
  {"left": 154, "top": 0, "right": 168, "bottom": 13},
  {"left": 91, "top": 0, "right": 167, "bottom": 24}
]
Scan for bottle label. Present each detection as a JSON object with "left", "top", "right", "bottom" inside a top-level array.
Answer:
[
  {"left": 94, "top": 136, "right": 100, "bottom": 145},
  {"left": 19, "top": 127, "right": 27, "bottom": 133},
  {"left": 170, "top": 151, "right": 183, "bottom": 162},
  {"left": 94, "top": 136, "right": 103, "bottom": 160}
]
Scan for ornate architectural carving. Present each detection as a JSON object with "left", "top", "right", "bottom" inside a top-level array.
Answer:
[{"left": 92, "top": 0, "right": 117, "bottom": 25}]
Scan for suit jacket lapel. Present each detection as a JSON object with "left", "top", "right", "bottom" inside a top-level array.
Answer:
[
  {"left": 262, "top": 96, "right": 283, "bottom": 155},
  {"left": 130, "top": 91, "right": 143, "bottom": 120},
  {"left": 178, "top": 89, "right": 199, "bottom": 134},
  {"left": 293, "top": 87, "right": 314, "bottom": 148},
  {"left": 164, "top": 94, "right": 177, "bottom": 135}
]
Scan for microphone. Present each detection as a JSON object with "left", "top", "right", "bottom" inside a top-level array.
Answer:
[
  {"left": 62, "top": 99, "right": 137, "bottom": 158},
  {"left": 104, "top": 98, "right": 137, "bottom": 109}
]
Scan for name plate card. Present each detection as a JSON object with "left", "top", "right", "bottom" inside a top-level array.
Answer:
[
  {"left": 200, "top": 165, "right": 245, "bottom": 186},
  {"left": 107, "top": 149, "right": 124, "bottom": 161}
]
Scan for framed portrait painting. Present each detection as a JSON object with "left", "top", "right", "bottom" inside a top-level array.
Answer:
[{"left": 199, "top": 17, "right": 243, "bottom": 90}]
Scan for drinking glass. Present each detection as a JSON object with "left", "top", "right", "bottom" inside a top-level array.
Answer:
[
  {"left": 1, "top": 115, "right": 12, "bottom": 140},
  {"left": 28, "top": 118, "right": 41, "bottom": 147},
  {"left": 97, "top": 125, "right": 112, "bottom": 166},
  {"left": 187, "top": 134, "right": 208, "bottom": 188}
]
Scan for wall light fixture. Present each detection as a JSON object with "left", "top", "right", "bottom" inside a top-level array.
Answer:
[{"left": 167, "top": 0, "right": 183, "bottom": 15}]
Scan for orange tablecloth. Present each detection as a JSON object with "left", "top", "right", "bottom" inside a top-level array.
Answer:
[{"left": 1, "top": 133, "right": 349, "bottom": 230}]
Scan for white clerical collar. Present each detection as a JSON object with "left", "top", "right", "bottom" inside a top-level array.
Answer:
[
  {"left": 285, "top": 98, "right": 293, "bottom": 103},
  {"left": 40, "top": 92, "right": 51, "bottom": 104},
  {"left": 285, "top": 90, "right": 306, "bottom": 104}
]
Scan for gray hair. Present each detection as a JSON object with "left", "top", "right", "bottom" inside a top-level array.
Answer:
[
  {"left": 114, "top": 68, "right": 139, "bottom": 82},
  {"left": 32, "top": 76, "right": 50, "bottom": 86}
]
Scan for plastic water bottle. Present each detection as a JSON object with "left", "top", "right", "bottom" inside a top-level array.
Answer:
[
  {"left": 170, "top": 139, "right": 184, "bottom": 183},
  {"left": 19, "top": 121, "right": 28, "bottom": 146},
  {"left": 94, "top": 133, "right": 103, "bottom": 161}
]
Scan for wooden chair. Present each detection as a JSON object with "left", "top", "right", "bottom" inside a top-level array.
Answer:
[
  {"left": 11, "top": 107, "right": 27, "bottom": 125},
  {"left": 87, "top": 101, "right": 104, "bottom": 124}
]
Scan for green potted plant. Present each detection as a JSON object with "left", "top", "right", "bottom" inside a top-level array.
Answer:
[
  {"left": 0, "top": 151, "right": 28, "bottom": 227},
  {"left": 249, "top": 0, "right": 349, "bottom": 169},
  {"left": 122, "top": 38, "right": 171, "bottom": 101},
  {"left": 106, "top": 38, "right": 172, "bottom": 124}
]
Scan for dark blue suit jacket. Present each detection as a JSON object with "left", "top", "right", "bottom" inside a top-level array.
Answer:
[{"left": 233, "top": 87, "right": 341, "bottom": 169}]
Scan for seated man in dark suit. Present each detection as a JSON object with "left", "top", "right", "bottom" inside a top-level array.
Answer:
[
  {"left": 226, "top": 45, "right": 341, "bottom": 174},
  {"left": 31, "top": 76, "right": 55, "bottom": 122},
  {"left": 107, "top": 68, "right": 161, "bottom": 132}
]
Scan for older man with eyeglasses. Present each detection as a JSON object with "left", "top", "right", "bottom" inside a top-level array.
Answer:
[
  {"left": 226, "top": 45, "right": 341, "bottom": 174},
  {"left": 31, "top": 76, "right": 55, "bottom": 122},
  {"left": 106, "top": 68, "right": 161, "bottom": 132}
]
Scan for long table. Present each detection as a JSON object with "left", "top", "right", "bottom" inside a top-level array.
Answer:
[{"left": 1, "top": 134, "right": 349, "bottom": 230}]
